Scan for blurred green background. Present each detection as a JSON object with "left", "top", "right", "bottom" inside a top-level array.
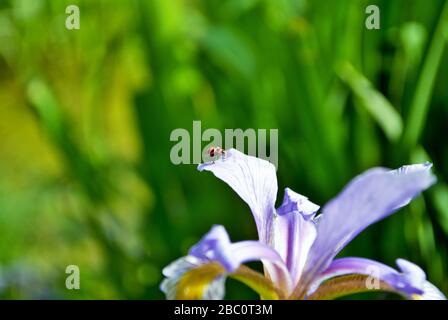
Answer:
[{"left": 0, "top": 0, "right": 447, "bottom": 299}]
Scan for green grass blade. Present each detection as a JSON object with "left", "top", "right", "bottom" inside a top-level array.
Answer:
[
  {"left": 337, "top": 61, "right": 403, "bottom": 142},
  {"left": 402, "top": 0, "right": 448, "bottom": 149}
]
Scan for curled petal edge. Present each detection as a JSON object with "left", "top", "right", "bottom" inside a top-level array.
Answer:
[{"left": 304, "top": 257, "right": 446, "bottom": 300}]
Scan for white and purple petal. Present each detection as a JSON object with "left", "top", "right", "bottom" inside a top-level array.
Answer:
[
  {"left": 273, "top": 211, "right": 317, "bottom": 287},
  {"left": 160, "top": 256, "right": 226, "bottom": 300},
  {"left": 273, "top": 188, "right": 319, "bottom": 286},
  {"left": 301, "top": 163, "right": 436, "bottom": 286},
  {"left": 198, "top": 149, "right": 277, "bottom": 243},
  {"left": 161, "top": 225, "right": 293, "bottom": 299},
  {"left": 308, "top": 257, "right": 446, "bottom": 300},
  {"left": 277, "top": 188, "right": 320, "bottom": 219},
  {"left": 189, "top": 225, "right": 287, "bottom": 273},
  {"left": 190, "top": 225, "right": 292, "bottom": 294}
]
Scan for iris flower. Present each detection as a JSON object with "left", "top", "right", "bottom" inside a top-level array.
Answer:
[{"left": 161, "top": 149, "right": 446, "bottom": 300}]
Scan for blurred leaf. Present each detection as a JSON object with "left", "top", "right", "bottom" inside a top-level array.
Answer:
[
  {"left": 400, "top": 22, "right": 427, "bottom": 70},
  {"left": 337, "top": 61, "right": 403, "bottom": 142},
  {"left": 431, "top": 184, "right": 448, "bottom": 235},
  {"left": 389, "top": 22, "right": 427, "bottom": 109},
  {"left": 26, "top": 78, "right": 64, "bottom": 139},
  {"left": 402, "top": 1, "right": 448, "bottom": 150},
  {"left": 200, "top": 26, "right": 255, "bottom": 79}
]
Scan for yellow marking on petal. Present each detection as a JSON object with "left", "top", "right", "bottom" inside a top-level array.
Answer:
[
  {"left": 175, "top": 263, "right": 282, "bottom": 300},
  {"left": 176, "top": 262, "right": 225, "bottom": 299},
  {"left": 412, "top": 294, "right": 423, "bottom": 300},
  {"left": 231, "top": 265, "right": 282, "bottom": 300},
  {"left": 305, "top": 275, "right": 396, "bottom": 300}
]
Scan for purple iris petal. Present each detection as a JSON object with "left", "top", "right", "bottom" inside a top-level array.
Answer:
[
  {"left": 273, "top": 188, "right": 319, "bottom": 286},
  {"left": 309, "top": 257, "right": 445, "bottom": 299},
  {"left": 273, "top": 209, "right": 317, "bottom": 286},
  {"left": 189, "top": 225, "right": 235, "bottom": 271},
  {"left": 189, "top": 225, "right": 293, "bottom": 292},
  {"left": 301, "top": 164, "right": 436, "bottom": 286},
  {"left": 198, "top": 149, "right": 277, "bottom": 243},
  {"left": 277, "top": 187, "right": 320, "bottom": 219},
  {"left": 419, "top": 282, "right": 447, "bottom": 300},
  {"left": 189, "top": 225, "right": 283, "bottom": 272},
  {"left": 395, "top": 259, "right": 426, "bottom": 292}
]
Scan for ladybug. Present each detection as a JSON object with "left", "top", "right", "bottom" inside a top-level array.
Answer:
[{"left": 207, "top": 146, "right": 226, "bottom": 162}]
